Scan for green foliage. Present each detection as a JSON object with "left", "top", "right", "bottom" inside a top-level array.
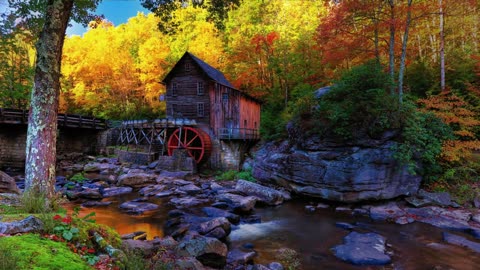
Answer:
[
  {"left": 236, "top": 169, "right": 256, "bottom": 182},
  {"left": 394, "top": 107, "right": 453, "bottom": 178},
  {"left": 216, "top": 170, "right": 236, "bottom": 181},
  {"left": 69, "top": 172, "right": 87, "bottom": 183},
  {"left": 314, "top": 61, "right": 400, "bottom": 140},
  {"left": 260, "top": 95, "right": 289, "bottom": 141},
  {"left": 216, "top": 169, "right": 256, "bottom": 182},
  {"left": 429, "top": 161, "right": 480, "bottom": 205},
  {"left": 19, "top": 190, "right": 49, "bottom": 214},
  {"left": 121, "top": 247, "right": 148, "bottom": 270},
  {"left": 405, "top": 60, "right": 436, "bottom": 98},
  {"left": 0, "top": 234, "right": 91, "bottom": 270}
]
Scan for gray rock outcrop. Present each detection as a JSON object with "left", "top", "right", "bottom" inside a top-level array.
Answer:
[{"left": 253, "top": 137, "right": 421, "bottom": 202}]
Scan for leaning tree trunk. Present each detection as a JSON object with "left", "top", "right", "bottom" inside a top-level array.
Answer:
[
  {"left": 25, "top": 0, "right": 74, "bottom": 198},
  {"left": 398, "top": 0, "right": 413, "bottom": 104}
]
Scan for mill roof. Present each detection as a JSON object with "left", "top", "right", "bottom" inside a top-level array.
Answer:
[{"left": 162, "top": 52, "right": 234, "bottom": 88}]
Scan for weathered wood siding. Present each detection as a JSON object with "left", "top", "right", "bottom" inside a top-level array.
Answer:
[
  {"left": 239, "top": 97, "right": 261, "bottom": 131},
  {"left": 165, "top": 57, "right": 210, "bottom": 125},
  {"left": 209, "top": 82, "right": 261, "bottom": 136}
]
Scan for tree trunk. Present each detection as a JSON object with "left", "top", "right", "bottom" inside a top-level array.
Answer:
[
  {"left": 24, "top": 0, "right": 74, "bottom": 199},
  {"left": 388, "top": 0, "right": 396, "bottom": 95},
  {"left": 439, "top": 0, "right": 445, "bottom": 91},
  {"left": 398, "top": 0, "right": 413, "bottom": 103}
]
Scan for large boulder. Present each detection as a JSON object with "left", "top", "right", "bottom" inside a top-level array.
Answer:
[
  {"left": 176, "top": 235, "right": 228, "bottom": 268},
  {"left": 117, "top": 172, "right": 157, "bottom": 188},
  {"left": 253, "top": 139, "right": 421, "bottom": 203},
  {"left": 0, "top": 170, "right": 20, "bottom": 194},
  {"left": 235, "top": 180, "right": 290, "bottom": 206}
]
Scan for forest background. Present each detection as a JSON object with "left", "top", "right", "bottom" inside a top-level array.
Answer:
[{"left": 2, "top": 0, "right": 480, "bottom": 200}]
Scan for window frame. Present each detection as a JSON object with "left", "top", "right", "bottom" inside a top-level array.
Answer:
[
  {"left": 171, "top": 82, "right": 178, "bottom": 96},
  {"left": 197, "top": 81, "right": 204, "bottom": 96},
  {"left": 197, "top": 103, "right": 205, "bottom": 117}
]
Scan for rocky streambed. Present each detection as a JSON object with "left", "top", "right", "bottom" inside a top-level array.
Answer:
[{"left": 2, "top": 156, "right": 480, "bottom": 269}]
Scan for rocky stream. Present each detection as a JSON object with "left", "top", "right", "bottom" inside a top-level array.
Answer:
[{"left": 2, "top": 152, "right": 480, "bottom": 269}]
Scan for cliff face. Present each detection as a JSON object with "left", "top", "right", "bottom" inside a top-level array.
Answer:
[{"left": 252, "top": 131, "right": 421, "bottom": 203}]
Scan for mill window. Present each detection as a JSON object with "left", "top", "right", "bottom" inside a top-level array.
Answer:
[
  {"left": 171, "top": 82, "right": 177, "bottom": 96},
  {"left": 197, "top": 81, "right": 204, "bottom": 95},
  {"left": 197, "top": 103, "right": 205, "bottom": 117}
]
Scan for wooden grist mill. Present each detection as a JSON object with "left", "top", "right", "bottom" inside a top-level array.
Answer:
[{"left": 116, "top": 52, "right": 261, "bottom": 170}]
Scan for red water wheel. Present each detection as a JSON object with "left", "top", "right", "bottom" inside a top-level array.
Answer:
[{"left": 167, "top": 127, "right": 212, "bottom": 164}]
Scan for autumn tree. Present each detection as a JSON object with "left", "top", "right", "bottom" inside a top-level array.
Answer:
[
  {"left": 0, "top": 15, "right": 34, "bottom": 109},
  {"left": 142, "top": 0, "right": 240, "bottom": 33}
]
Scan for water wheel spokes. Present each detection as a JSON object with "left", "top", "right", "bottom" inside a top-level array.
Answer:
[{"left": 167, "top": 127, "right": 212, "bottom": 164}]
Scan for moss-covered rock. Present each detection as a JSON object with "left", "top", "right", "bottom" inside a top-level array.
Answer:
[{"left": 0, "top": 234, "right": 91, "bottom": 270}]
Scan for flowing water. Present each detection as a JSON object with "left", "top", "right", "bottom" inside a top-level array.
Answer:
[{"left": 69, "top": 196, "right": 480, "bottom": 270}]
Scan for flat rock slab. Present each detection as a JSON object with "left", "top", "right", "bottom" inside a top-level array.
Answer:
[
  {"left": 405, "top": 207, "right": 475, "bottom": 234},
  {"left": 170, "top": 196, "right": 209, "bottom": 208},
  {"left": 81, "top": 201, "right": 112, "bottom": 208},
  {"left": 332, "top": 232, "right": 391, "bottom": 265},
  {"left": 139, "top": 184, "right": 167, "bottom": 196},
  {"left": 117, "top": 173, "right": 157, "bottom": 188},
  {"left": 227, "top": 249, "right": 256, "bottom": 265},
  {"left": 119, "top": 201, "right": 159, "bottom": 214},
  {"left": 102, "top": 186, "right": 133, "bottom": 197},
  {"left": 443, "top": 232, "right": 480, "bottom": 253},
  {"left": 178, "top": 184, "right": 202, "bottom": 195},
  {"left": 235, "top": 180, "right": 290, "bottom": 205}
]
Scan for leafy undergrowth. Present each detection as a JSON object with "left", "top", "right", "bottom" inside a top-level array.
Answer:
[
  {"left": 0, "top": 204, "right": 123, "bottom": 270},
  {"left": 216, "top": 169, "right": 256, "bottom": 182},
  {"left": 0, "top": 234, "right": 91, "bottom": 270}
]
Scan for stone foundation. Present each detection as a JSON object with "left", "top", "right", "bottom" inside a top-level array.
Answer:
[{"left": 116, "top": 149, "right": 157, "bottom": 165}]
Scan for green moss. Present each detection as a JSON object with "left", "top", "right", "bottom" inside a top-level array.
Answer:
[
  {"left": 0, "top": 234, "right": 91, "bottom": 270},
  {"left": 70, "top": 173, "right": 87, "bottom": 183},
  {"left": 75, "top": 219, "right": 122, "bottom": 249}
]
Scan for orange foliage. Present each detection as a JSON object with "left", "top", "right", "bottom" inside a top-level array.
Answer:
[{"left": 419, "top": 89, "right": 480, "bottom": 163}]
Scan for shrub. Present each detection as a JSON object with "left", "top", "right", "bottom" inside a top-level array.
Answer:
[
  {"left": 216, "top": 169, "right": 256, "bottom": 182},
  {"left": 314, "top": 61, "right": 401, "bottom": 140},
  {"left": 19, "top": 190, "right": 49, "bottom": 214},
  {"left": 394, "top": 107, "right": 453, "bottom": 178},
  {"left": 236, "top": 169, "right": 256, "bottom": 182},
  {"left": 216, "top": 170, "right": 236, "bottom": 181}
]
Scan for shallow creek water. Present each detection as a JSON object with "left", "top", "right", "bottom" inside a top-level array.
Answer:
[{"left": 67, "top": 194, "right": 480, "bottom": 270}]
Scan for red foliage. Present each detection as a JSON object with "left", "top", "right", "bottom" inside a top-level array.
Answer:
[{"left": 62, "top": 216, "right": 72, "bottom": 224}]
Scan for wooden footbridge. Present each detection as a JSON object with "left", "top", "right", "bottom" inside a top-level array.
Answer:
[{"left": 0, "top": 108, "right": 108, "bottom": 129}]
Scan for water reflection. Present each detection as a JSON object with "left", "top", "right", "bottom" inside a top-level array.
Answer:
[{"left": 66, "top": 197, "right": 480, "bottom": 269}]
